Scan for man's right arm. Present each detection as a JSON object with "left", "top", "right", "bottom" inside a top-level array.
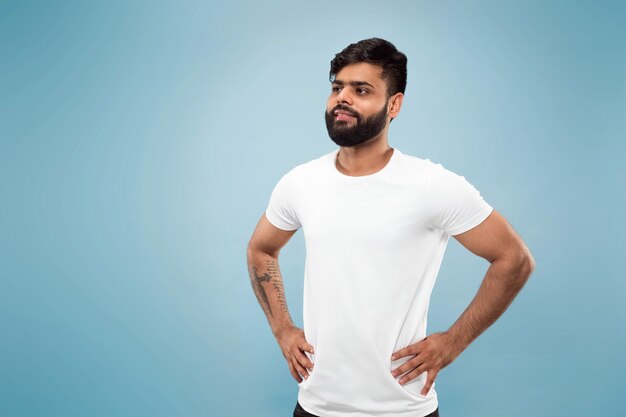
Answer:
[{"left": 247, "top": 213, "right": 315, "bottom": 382}]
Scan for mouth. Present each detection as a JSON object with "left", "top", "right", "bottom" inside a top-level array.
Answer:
[{"left": 333, "top": 109, "right": 357, "bottom": 121}]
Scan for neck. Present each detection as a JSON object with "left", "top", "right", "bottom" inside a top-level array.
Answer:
[{"left": 335, "top": 133, "right": 394, "bottom": 177}]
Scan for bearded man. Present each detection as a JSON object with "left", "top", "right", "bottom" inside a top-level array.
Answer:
[{"left": 247, "top": 38, "right": 535, "bottom": 417}]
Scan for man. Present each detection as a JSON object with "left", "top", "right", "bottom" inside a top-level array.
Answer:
[{"left": 247, "top": 38, "right": 535, "bottom": 417}]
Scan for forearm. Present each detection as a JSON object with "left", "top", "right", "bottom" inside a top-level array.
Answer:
[
  {"left": 446, "top": 255, "right": 535, "bottom": 355},
  {"left": 247, "top": 249, "right": 295, "bottom": 338}
]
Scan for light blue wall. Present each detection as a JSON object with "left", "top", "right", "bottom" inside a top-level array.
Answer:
[{"left": 1, "top": 1, "right": 624, "bottom": 416}]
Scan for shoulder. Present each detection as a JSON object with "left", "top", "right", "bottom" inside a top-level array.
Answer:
[
  {"left": 396, "top": 150, "right": 438, "bottom": 170},
  {"left": 397, "top": 151, "right": 481, "bottom": 196},
  {"left": 283, "top": 149, "right": 335, "bottom": 180},
  {"left": 394, "top": 149, "right": 442, "bottom": 182}
]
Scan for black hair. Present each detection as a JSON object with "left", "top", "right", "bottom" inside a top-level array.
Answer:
[{"left": 329, "top": 38, "right": 407, "bottom": 98}]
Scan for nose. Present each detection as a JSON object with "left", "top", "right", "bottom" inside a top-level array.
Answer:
[{"left": 336, "top": 87, "right": 352, "bottom": 105}]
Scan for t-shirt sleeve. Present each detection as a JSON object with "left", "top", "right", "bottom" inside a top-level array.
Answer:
[
  {"left": 265, "top": 170, "right": 301, "bottom": 231},
  {"left": 427, "top": 163, "right": 493, "bottom": 236}
]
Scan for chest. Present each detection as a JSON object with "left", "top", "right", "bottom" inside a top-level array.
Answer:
[{"left": 297, "top": 180, "right": 431, "bottom": 248}]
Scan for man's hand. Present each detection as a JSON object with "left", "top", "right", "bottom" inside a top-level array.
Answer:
[
  {"left": 276, "top": 325, "right": 315, "bottom": 383},
  {"left": 390, "top": 331, "right": 461, "bottom": 395}
]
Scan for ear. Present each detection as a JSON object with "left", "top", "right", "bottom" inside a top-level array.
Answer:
[{"left": 388, "top": 93, "right": 404, "bottom": 119}]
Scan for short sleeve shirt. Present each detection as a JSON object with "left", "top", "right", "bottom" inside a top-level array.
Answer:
[{"left": 265, "top": 148, "right": 493, "bottom": 417}]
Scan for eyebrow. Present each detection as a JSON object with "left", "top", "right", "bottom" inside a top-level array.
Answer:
[{"left": 332, "top": 80, "right": 376, "bottom": 89}]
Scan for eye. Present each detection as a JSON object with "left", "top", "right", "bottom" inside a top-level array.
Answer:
[
  {"left": 332, "top": 86, "right": 342, "bottom": 93},
  {"left": 356, "top": 88, "right": 369, "bottom": 95}
]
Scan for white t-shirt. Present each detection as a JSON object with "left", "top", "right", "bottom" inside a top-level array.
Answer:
[{"left": 265, "top": 147, "right": 493, "bottom": 417}]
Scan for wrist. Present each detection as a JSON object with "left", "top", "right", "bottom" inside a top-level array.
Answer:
[
  {"left": 273, "top": 321, "right": 296, "bottom": 340},
  {"left": 444, "top": 328, "right": 470, "bottom": 358}
]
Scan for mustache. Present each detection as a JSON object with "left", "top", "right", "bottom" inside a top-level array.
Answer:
[{"left": 329, "top": 104, "right": 359, "bottom": 118}]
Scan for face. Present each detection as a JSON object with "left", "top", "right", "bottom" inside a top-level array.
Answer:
[{"left": 325, "top": 62, "right": 396, "bottom": 147}]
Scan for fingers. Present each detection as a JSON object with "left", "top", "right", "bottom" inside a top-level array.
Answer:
[
  {"left": 421, "top": 370, "right": 438, "bottom": 396},
  {"left": 397, "top": 362, "right": 427, "bottom": 385},
  {"left": 299, "top": 341, "right": 315, "bottom": 369},
  {"left": 287, "top": 340, "right": 315, "bottom": 383},
  {"left": 391, "top": 356, "right": 422, "bottom": 378},
  {"left": 287, "top": 352, "right": 310, "bottom": 383},
  {"left": 392, "top": 357, "right": 427, "bottom": 384},
  {"left": 299, "top": 353, "right": 315, "bottom": 371},
  {"left": 292, "top": 356, "right": 310, "bottom": 381},
  {"left": 391, "top": 340, "right": 422, "bottom": 360},
  {"left": 302, "top": 340, "right": 315, "bottom": 354},
  {"left": 287, "top": 361, "right": 302, "bottom": 383},
  {"left": 295, "top": 349, "right": 314, "bottom": 375},
  {"left": 393, "top": 361, "right": 438, "bottom": 393},
  {"left": 391, "top": 347, "right": 407, "bottom": 360}
]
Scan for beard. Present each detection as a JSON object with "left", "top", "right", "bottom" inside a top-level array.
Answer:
[{"left": 325, "top": 101, "right": 389, "bottom": 147}]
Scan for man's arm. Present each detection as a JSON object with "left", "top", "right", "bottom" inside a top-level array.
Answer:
[
  {"left": 391, "top": 209, "right": 536, "bottom": 394},
  {"left": 444, "top": 209, "right": 536, "bottom": 355},
  {"left": 247, "top": 214, "right": 315, "bottom": 383}
]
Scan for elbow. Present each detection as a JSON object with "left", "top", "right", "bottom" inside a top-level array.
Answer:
[
  {"left": 246, "top": 240, "right": 255, "bottom": 256},
  {"left": 514, "top": 247, "right": 536, "bottom": 283},
  {"left": 495, "top": 245, "right": 535, "bottom": 286},
  {"left": 521, "top": 252, "right": 536, "bottom": 278},
  {"left": 247, "top": 240, "right": 278, "bottom": 261},
  {"left": 247, "top": 243, "right": 263, "bottom": 262}
]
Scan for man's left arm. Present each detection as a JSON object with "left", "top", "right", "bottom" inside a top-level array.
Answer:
[{"left": 390, "top": 209, "right": 536, "bottom": 394}]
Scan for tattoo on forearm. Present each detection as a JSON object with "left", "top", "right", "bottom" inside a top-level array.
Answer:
[
  {"left": 249, "top": 265, "right": 273, "bottom": 317},
  {"left": 266, "top": 258, "right": 289, "bottom": 314},
  {"left": 248, "top": 257, "right": 290, "bottom": 320}
]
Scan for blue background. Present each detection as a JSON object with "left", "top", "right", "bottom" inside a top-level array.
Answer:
[{"left": 1, "top": 1, "right": 625, "bottom": 416}]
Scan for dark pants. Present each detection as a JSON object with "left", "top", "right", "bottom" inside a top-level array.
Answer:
[{"left": 294, "top": 401, "right": 440, "bottom": 417}]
